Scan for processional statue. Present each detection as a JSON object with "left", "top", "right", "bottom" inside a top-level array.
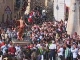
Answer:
[
  {"left": 16, "top": 17, "right": 27, "bottom": 40},
  {"left": 67, "top": 0, "right": 80, "bottom": 35}
]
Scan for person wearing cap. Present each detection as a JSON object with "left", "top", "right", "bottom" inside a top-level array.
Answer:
[{"left": 49, "top": 40, "right": 56, "bottom": 60}]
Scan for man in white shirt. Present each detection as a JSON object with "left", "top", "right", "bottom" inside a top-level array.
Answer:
[
  {"left": 57, "top": 45, "right": 64, "bottom": 60},
  {"left": 49, "top": 41, "right": 56, "bottom": 60},
  {"left": 15, "top": 44, "right": 21, "bottom": 60},
  {"left": 71, "top": 44, "right": 78, "bottom": 60}
]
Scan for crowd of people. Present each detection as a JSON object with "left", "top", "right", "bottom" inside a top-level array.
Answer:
[
  {"left": 29, "top": 20, "right": 80, "bottom": 60},
  {"left": 0, "top": 6, "right": 79, "bottom": 60},
  {"left": 26, "top": 8, "right": 47, "bottom": 25},
  {"left": 0, "top": 17, "right": 80, "bottom": 60}
]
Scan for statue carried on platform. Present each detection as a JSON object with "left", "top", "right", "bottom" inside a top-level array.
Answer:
[{"left": 16, "top": 17, "right": 27, "bottom": 40}]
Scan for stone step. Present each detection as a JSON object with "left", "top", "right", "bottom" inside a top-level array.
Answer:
[{"left": 12, "top": 40, "right": 30, "bottom": 45}]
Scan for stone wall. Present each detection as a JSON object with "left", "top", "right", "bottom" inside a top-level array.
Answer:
[
  {"left": 0, "top": 0, "right": 14, "bottom": 22},
  {"left": 67, "top": 0, "right": 80, "bottom": 35},
  {"left": 0, "top": 0, "right": 28, "bottom": 22}
]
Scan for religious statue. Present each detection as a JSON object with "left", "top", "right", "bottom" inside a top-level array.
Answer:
[{"left": 16, "top": 17, "right": 27, "bottom": 40}]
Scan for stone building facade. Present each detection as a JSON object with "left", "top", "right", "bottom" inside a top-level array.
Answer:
[
  {"left": 0, "top": 0, "right": 54, "bottom": 23},
  {"left": 0, "top": 0, "right": 27, "bottom": 22},
  {"left": 0, "top": 0, "right": 14, "bottom": 22},
  {"left": 67, "top": 0, "right": 80, "bottom": 35}
]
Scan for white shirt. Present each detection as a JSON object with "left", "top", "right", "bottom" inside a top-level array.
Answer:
[
  {"left": 36, "top": 44, "right": 42, "bottom": 48},
  {"left": 65, "top": 21, "right": 67, "bottom": 27},
  {"left": 46, "top": 43, "right": 48, "bottom": 47},
  {"left": 42, "top": 10, "right": 46, "bottom": 13},
  {"left": 0, "top": 55, "right": 2, "bottom": 60},
  {"left": 15, "top": 46, "right": 21, "bottom": 55},
  {"left": 58, "top": 47, "right": 64, "bottom": 56},
  {"left": 49, "top": 44, "right": 56, "bottom": 49},
  {"left": 8, "top": 44, "right": 12, "bottom": 47},
  {"left": 71, "top": 48, "right": 78, "bottom": 58},
  {"left": 78, "top": 52, "right": 80, "bottom": 55},
  {"left": 39, "top": 35, "right": 43, "bottom": 39},
  {"left": 15, "top": 46, "right": 21, "bottom": 51},
  {"left": 0, "top": 40, "right": 2, "bottom": 44}
]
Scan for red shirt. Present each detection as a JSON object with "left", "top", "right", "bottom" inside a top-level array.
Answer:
[
  {"left": 28, "top": 18, "right": 33, "bottom": 23},
  {"left": 8, "top": 47, "right": 16, "bottom": 55},
  {"left": 0, "top": 42, "right": 5, "bottom": 47}
]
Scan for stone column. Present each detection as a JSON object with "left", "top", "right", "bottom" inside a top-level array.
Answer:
[
  {"left": 67, "top": 0, "right": 79, "bottom": 35},
  {"left": 45, "top": 0, "right": 48, "bottom": 7}
]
